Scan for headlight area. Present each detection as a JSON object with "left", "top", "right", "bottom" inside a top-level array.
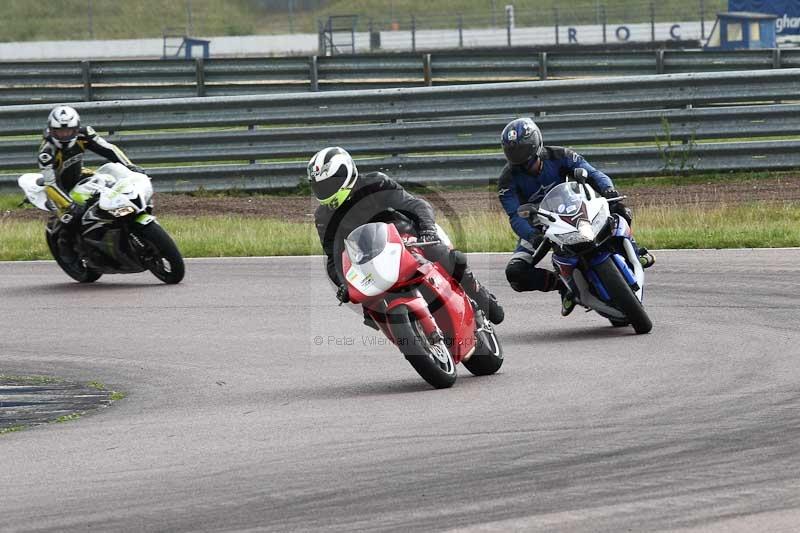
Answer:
[{"left": 109, "top": 206, "right": 136, "bottom": 217}]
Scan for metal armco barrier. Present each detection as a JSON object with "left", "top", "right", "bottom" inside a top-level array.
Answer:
[
  {"left": 1, "top": 69, "right": 799, "bottom": 192},
  {"left": 3, "top": 48, "right": 800, "bottom": 105}
]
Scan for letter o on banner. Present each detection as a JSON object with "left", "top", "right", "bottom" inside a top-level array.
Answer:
[
  {"left": 616, "top": 25, "right": 631, "bottom": 41},
  {"left": 670, "top": 24, "right": 681, "bottom": 40}
]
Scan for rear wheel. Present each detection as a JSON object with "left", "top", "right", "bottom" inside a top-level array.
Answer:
[
  {"left": 45, "top": 229, "right": 102, "bottom": 283},
  {"left": 391, "top": 310, "right": 456, "bottom": 389},
  {"left": 131, "top": 222, "right": 185, "bottom": 284},
  {"left": 594, "top": 258, "right": 652, "bottom": 334},
  {"left": 462, "top": 321, "right": 504, "bottom": 376}
]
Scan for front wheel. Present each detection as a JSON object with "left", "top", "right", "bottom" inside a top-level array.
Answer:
[
  {"left": 390, "top": 310, "right": 456, "bottom": 389},
  {"left": 594, "top": 258, "right": 652, "bottom": 334},
  {"left": 130, "top": 222, "right": 185, "bottom": 284},
  {"left": 462, "top": 321, "right": 504, "bottom": 376},
  {"left": 45, "top": 229, "right": 102, "bottom": 283}
]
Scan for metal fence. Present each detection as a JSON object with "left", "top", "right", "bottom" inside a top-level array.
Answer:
[
  {"left": 1, "top": 69, "right": 799, "bottom": 192},
  {"left": 3, "top": 48, "right": 800, "bottom": 106}
]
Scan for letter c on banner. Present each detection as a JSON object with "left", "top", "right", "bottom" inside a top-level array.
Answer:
[
  {"left": 670, "top": 24, "right": 680, "bottom": 40},
  {"left": 616, "top": 25, "right": 630, "bottom": 41}
]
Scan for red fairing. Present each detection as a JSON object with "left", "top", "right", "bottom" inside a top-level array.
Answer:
[
  {"left": 389, "top": 261, "right": 476, "bottom": 363},
  {"left": 340, "top": 221, "right": 478, "bottom": 364},
  {"left": 341, "top": 251, "right": 369, "bottom": 304}
]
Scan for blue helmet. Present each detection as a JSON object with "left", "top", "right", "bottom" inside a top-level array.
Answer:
[{"left": 501, "top": 118, "right": 543, "bottom": 166}]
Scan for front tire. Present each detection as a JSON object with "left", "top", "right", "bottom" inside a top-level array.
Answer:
[
  {"left": 462, "top": 321, "right": 504, "bottom": 376},
  {"left": 391, "top": 310, "right": 456, "bottom": 389},
  {"left": 594, "top": 258, "right": 652, "bottom": 334},
  {"left": 45, "top": 229, "right": 102, "bottom": 283},
  {"left": 131, "top": 222, "right": 185, "bottom": 284}
]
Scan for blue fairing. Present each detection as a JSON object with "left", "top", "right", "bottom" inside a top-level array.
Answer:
[
  {"left": 586, "top": 268, "right": 610, "bottom": 301},
  {"left": 612, "top": 253, "right": 637, "bottom": 286},
  {"left": 590, "top": 252, "right": 612, "bottom": 267}
]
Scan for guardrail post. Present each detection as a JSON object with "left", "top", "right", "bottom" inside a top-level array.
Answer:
[
  {"left": 81, "top": 60, "right": 92, "bottom": 102},
  {"left": 656, "top": 50, "right": 665, "bottom": 74},
  {"left": 539, "top": 52, "right": 548, "bottom": 80},
  {"left": 700, "top": 0, "right": 706, "bottom": 40},
  {"left": 309, "top": 55, "right": 319, "bottom": 92},
  {"left": 773, "top": 48, "right": 782, "bottom": 68},
  {"left": 506, "top": 9, "right": 512, "bottom": 46},
  {"left": 554, "top": 9, "right": 559, "bottom": 46},
  {"left": 195, "top": 58, "right": 206, "bottom": 97},
  {"left": 650, "top": 2, "right": 656, "bottom": 42},
  {"left": 602, "top": 6, "right": 607, "bottom": 43},
  {"left": 411, "top": 16, "right": 416, "bottom": 52},
  {"left": 248, "top": 124, "right": 256, "bottom": 164},
  {"left": 423, "top": 54, "right": 432, "bottom": 86},
  {"left": 458, "top": 15, "right": 464, "bottom": 48}
]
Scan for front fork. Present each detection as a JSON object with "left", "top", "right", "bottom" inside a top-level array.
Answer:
[{"left": 553, "top": 238, "right": 644, "bottom": 305}]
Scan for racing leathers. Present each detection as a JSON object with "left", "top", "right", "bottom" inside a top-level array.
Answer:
[
  {"left": 315, "top": 171, "right": 504, "bottom": 324},
  {"left": 38, "top": 125, "right": 137, "bottom": 213},
  {"left": 499, "top": 146, "right": 635, "bottom": 292},
  {"left": 37, "top": 126, "right": 139, "bottom": 261}
]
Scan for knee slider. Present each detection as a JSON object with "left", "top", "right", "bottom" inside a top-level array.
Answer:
[{"left": 450, "top": 249, "right": 467, "bottom": 267}]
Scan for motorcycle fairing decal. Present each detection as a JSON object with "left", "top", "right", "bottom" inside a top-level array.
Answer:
[
  {"left": 612, "top": 253, "right": 637, "bottom": 287},
  {"left": 558, "top": 203, "right": 589, "bottom": 226},
  {"left": 552, "top": 254, "right": 578, "bottom": 279},
  {"left": 345, "top": 242, "right": 403, "bottom": 297},
  {"left": 613, "top": 215, "right": 633, "bottom": 238},
  {"left": 135, "top": 214, "right": 156, "bottom": 225}
]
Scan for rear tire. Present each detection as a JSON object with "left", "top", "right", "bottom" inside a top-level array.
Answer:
[
  {"left": 594, "top": 258, "right": 652, "bottom": 334},
  {"left": 131, "top": 222, "right": 185, "bottom": 284},
  {"left": 462, "top": 321, "right": 504, "bottom": 376},
  {"left": 45, "top": 229, "right": 102, "bottom": 283},
  {"left": 391, "top": 310, "right": 456, "bottom": 389}
]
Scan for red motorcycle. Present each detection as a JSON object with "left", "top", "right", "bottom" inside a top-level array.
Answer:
[{"left": 342, "top": 221, "right": 503, "bottom": 389}]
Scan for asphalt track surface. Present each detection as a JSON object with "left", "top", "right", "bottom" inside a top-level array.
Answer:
[{"left": 1, "top": 250, "right": 799, "bottom": 532}]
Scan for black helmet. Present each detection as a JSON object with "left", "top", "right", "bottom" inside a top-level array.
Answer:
[{"left": 501, "top": 118, "right": 543, "bottom": 166}]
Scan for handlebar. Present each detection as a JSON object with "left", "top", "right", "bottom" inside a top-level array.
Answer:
[
  {"left": 516, "top": 203, "right": 556, "bottom": 222},
  {"left": 404, "top": 239, "right": 441, "bottom": 248}
]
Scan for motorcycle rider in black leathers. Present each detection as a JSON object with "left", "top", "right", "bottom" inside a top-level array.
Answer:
[
  {"left": 38, "top": 105, "right": 144, "bottom": 263},
  {"left": 310, "top": 146, "right": 504, "bottom": 325},
  {"left": 498, "top": 118, "right": 655, "bottom": 316}
]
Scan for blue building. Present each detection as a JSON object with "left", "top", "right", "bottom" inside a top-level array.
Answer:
[{"left": 705, "top": 12, "right": 778, "bottom": 49}]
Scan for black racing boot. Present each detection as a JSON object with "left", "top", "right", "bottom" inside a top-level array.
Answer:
[
  {"left": 560, "top": 285, "right": 576, "bottom": 317},
  {"left": 449, "top": 250, "right": 504, "bottom": 324}
]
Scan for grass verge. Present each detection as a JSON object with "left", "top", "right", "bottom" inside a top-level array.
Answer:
[{"left": 2, "top": 202, "right": 798, "bottom": 261}]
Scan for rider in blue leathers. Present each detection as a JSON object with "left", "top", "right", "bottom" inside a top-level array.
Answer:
[{"left": 498, "top": 118, "right": 654, "bottom": 315}]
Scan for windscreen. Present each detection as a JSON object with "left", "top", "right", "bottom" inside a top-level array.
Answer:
[
  {"left": 540, "top": 182, "right": 586, "bottom": 216},
  {"left": 345, "top": 223, "right": 389, "bottom": 265}
]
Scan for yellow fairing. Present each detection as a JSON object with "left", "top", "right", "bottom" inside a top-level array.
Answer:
[{"left": 45, "top": 185, "right": 73, "bottom": 209}]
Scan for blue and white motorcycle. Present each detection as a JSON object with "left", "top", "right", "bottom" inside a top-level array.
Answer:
[{"left": 517, "top": 171, "right": 652, "bottom": 334}]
